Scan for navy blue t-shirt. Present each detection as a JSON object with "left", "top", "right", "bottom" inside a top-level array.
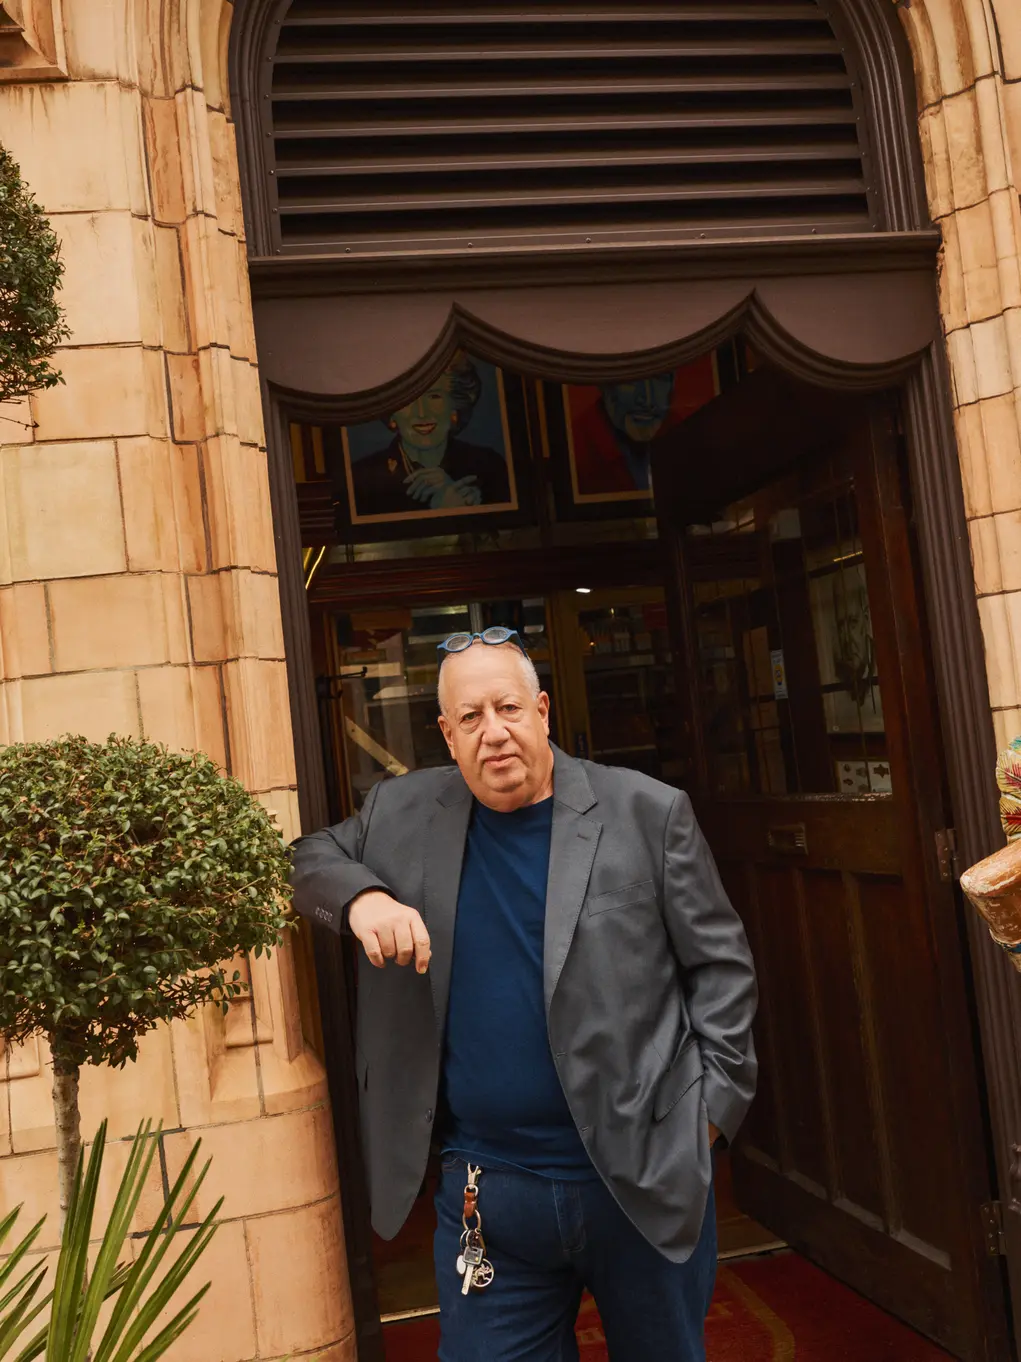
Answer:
[{"left": 440, "top": 796, "right": 594, "bottom": 1178}]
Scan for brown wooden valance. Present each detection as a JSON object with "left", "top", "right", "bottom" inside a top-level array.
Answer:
[{"left": 251, "top": 234, "right": 942, "bottom": 420}]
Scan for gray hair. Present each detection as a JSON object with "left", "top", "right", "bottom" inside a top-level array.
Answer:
[{"left": 437, "top": 643, "right": 542, "bottom": 717}]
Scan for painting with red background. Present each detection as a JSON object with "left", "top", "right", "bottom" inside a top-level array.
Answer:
[{"left": 564, "top": 352, "right": 719, "bottom": 504}]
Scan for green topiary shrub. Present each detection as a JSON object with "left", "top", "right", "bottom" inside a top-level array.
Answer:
[
  {"left": 0, "top": 142, "right": 69, "bottom": 405},
  {"left": 0, "top": 735, "right": 293, "bottom": 1227}
]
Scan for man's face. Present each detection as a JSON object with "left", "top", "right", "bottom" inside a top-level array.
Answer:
[
  {"left": 602, "top": 374, "right": 675, "bottom": 443},
  {"left": 437, "top": 643, "right": 553, "bottom": 812}
]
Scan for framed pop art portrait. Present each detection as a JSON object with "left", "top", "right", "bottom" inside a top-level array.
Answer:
[
  {"left": 542, "top": 349, "right": 729, "bottom": 521},
  {"left": 324, "top": 352, "right": 532, "bottom": 540}
]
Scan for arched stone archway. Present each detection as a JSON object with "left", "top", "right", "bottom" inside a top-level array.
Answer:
[{"left": 3, "top": 0, "right": 1021, "bottom": 1357}]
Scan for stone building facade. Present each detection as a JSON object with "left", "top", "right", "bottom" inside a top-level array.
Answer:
[{"left": 0, "top": 0, "right": 1020, "bottom": 1358}]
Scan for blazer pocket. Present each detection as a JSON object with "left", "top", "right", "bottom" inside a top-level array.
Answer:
[
  {"left": 653, "top": 1039, "right": 704, "bottom": 1121},
  {"left": 586, "top": 878, "right": 655, "bottom": 917}
]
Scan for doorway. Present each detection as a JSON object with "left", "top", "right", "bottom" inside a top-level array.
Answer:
[
  {"left": 313, "top": 583, "right": 785, "bottom": 1321},
  {"left": 293, "top": 349, "right": 1004, "bottom": 1359}
]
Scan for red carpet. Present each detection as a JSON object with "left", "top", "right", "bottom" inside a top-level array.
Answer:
[{"left": 383, "top": 1251, "right": 953, "bottom": 1360}]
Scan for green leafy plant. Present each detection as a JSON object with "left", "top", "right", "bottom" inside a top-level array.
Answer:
[
  {"left": 0, "top": 143, "right": 69, "bottom": 405},
  {"left": 0, "top": 1120, "right": 220, "bottom": 1360},
  {"left": 0, "top": 735, "right": 293, "bottom": 1229}
]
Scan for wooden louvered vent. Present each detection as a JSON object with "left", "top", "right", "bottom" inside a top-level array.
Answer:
[{"left": 268, "top": 1, "right": 874, "bottom": 256}]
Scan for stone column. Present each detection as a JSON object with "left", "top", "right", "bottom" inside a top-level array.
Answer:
[
  {"left": 898, "top": 0, "right": 1021, "bottom": 751},
  {"left": 0, "top": 1, "right": 355, "bottom": 1356}
]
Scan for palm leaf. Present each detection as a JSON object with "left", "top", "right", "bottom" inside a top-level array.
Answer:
[
  {"left": 0, "top": 1265, "right": 48, "bottom": 1355},
  {"left": 0, "top": 1122, "right": 218, "bottom": 1361},
  {"left": 10, "top": 1266, "right": 131, "bottom": 1362},
  {"left": 68, "top": 1121, "right": 160, "bottom": 1362}
]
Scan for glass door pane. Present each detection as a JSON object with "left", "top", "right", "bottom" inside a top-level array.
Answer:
[
  {"left": 689, "top": 463, "right": 890, "bottom": 798},
  {"left": 571, "top": 586, "right": 685, "bottom": 784}
]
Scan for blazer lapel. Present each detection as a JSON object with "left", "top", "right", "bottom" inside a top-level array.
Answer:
[
  {"left": 422, "top": 769, "right": 473, "bottom": 1039},
  {"left": 544, "top": 748, "right": 602, "bottom": 1012}
]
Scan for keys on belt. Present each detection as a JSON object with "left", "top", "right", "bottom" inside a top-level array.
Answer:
[{"left": 455, "top": 1164, "right": 495, "bottom": 1294}]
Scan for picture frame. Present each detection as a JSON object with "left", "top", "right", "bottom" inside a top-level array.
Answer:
[
  {"left": 808, "top": 561, "right": 885, "bottom": 736},
  {"left": 322, "top": 352, "right": 533, "bottom": 542},
  {"left": 540, "top": 349, "right": 726, "bottom": 522}
]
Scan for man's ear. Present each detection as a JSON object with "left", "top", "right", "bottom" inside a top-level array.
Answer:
[
  {"left": 437, "top": 713, "right": 457, "bottom": 758},
  {"left": 537, "top": 691, "right": 551, "bottom": 737}
]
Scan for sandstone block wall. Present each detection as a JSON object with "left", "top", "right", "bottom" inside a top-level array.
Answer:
[
  {"left": 0, "top": 1, "right": 355, "bottom": 1357},
  {"left": 899, "top": 0, "right": 1021, "bottom": 752}
]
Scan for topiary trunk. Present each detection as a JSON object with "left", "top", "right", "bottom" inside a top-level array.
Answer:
[{"left": 51, "top": 1049, "right": 82, "bottom": 1234}]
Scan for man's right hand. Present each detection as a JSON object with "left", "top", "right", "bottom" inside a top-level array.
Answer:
[{"left": 348, "top": 890, "right": 432, "bottom": 974}]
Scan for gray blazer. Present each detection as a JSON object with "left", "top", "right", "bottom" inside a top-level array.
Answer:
[{"left": 290, "top": 746, "right": 757, "bottom": 1263}]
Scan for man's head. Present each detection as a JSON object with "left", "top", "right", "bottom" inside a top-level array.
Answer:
[
  {"left": 437, "top": 641, "right": 553, "bottom": 812},
  {"left": 601, "top": 373, "right": 676, "bottom": 443}
]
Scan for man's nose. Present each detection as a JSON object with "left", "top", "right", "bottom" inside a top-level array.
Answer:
[{"left": 479, "top": 710, "right": 511, "bottom": 743}]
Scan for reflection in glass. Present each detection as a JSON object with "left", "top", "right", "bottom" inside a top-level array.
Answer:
[
  {"left": 575, "top": 589, "right": 683, "bottom": 784},
  {"left": 689, "top": 464, "right": 890, "bottom": 798}
]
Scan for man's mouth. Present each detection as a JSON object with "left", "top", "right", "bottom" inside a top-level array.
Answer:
[{"left": 484, "top": 754, "right": 517, "bottom": 767}]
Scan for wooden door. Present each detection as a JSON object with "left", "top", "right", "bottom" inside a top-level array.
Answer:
[{"left": 654, "top": 375, "right": 1008, "bottom": 1361}]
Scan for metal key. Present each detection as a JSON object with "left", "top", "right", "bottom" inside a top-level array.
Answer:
[
  {"left": 460, "top": 1237, "right": 484, "bottom": 1295},
  {"left": 455, "top": 1230, "right": 479, "bottom": 1277}
]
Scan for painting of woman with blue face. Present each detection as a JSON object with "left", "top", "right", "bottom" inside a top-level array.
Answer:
[
  {"left": 564, "top": 355, "right": 719, "bottom": 504},
  {"left": 343, "top": 352, "right": 518, "bottom": 524}
]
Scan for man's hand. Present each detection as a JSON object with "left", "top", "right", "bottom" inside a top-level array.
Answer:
[
  {"left": 348, "top": 889, "right": 432, "bottom": 974},
  {"left": 709, "top": 1122, "right": 721, "bottom": 1147}
]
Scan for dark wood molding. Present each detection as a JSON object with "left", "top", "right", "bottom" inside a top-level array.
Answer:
[
  {"left": 261, "top": 269, "right": 940, "bottom": 427},
  {"left": 228, "top": 0, "right": 289, "bottom": 258},
  {"left": 900, "top": 347, "right": 1021, "bottom": 1333},
  {"left": 263, "top": 388, "right": 330, "bottom": 835},
  {"left": 248, "top": 230, "right": 941, "bottom": 299},
  {"left": 261, "top": 388, "right": 386, "bottom": 1362},
  {"left": 855, "top": 399, "right": 1010, "bottom": 1358},
  {"left": 817, "top": 0, "right": 931, "bottom": 233},
  {"left": 900, "top": 349, "right": 1001, "bottom": 871}
]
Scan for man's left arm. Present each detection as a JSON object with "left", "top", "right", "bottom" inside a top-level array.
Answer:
[{"left": 661, "top": 790, "right": 758, "bottom": 1145}]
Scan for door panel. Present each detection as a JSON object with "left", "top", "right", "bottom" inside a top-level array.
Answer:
[{"left": 657, "top": 378, "right": 1005, "bottom": 1360}]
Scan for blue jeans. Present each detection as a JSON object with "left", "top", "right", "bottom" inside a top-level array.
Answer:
[{"left": 434, "top": 1157, "right": 717, "bottom": 1362}]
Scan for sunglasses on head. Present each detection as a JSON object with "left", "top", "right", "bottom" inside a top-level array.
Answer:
[{"left": 436, "top": 626, "right": 527, "bottom": 666}]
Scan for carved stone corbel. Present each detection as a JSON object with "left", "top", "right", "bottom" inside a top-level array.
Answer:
[
  {"left": 961, "top": 740, "right": 1021, "bottom": 970},
  {"left": 0, "top": 0, "right": 66, "bottom": 82}
]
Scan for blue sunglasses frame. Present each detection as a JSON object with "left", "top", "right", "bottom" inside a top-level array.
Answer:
[{"left": 436, "top": 626, "right": 527, "bottom": 666}]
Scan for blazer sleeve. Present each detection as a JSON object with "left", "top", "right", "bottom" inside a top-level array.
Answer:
[
  {"left": 288, "top": 780, "right": 391, "bottom": 935},
  {"left": 662, "top": 790, "right": 758, "bottom": 1143}
]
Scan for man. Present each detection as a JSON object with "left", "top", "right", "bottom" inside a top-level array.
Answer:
[
  {"left": 571, "top": 374, "right": 677, "bottom": 496},
  {"left": 570, "top": 359, "right": 718, "bottom": 499},
  {"left": 290, "top": 627, "right": 757, "bottom": 1361}
]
